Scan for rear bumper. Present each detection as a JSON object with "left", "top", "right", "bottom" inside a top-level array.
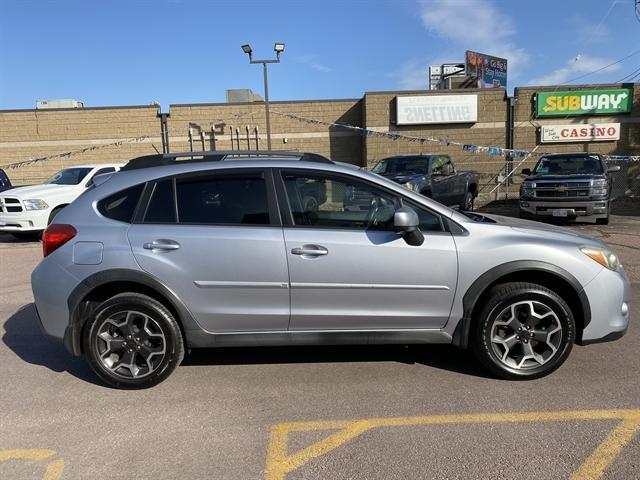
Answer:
[
  {"left": 31, "top": 257, "right": 80, "bottom": 343},
  {"left": 519, "top": 199, "right": 609, "bottom": 218}
]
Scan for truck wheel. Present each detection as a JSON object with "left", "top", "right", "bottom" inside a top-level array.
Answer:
[
  {"left": 83, "top": 293, "right": 185, "bottom": 389},
  {"left": 461, "top": 192, "right": 474, "bottom": 211},
  {"left": 596, "top": 216, "right": 610, "bottom": 225},
  {"left": 470, "top": 282, "right": 574, "bottom": 380},
  {"left": 48, "top": 206, "right": 64, "bottom": 225}
]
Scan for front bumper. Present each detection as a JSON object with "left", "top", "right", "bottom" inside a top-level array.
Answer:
[
  {"left": 519, "top": 199, "right": 609, "bottom": 219},
  {"left": 579, "top": 266, "right": 630, "bottom": 345},
  {"left": 0, "top": 209, "right": 50, "bottom": 232}
]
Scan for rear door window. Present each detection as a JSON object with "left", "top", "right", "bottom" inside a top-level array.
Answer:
[
  {"left": 144, "top": 179, "right": 177, "bottom": 223},
  {"left": 175, "top": 172, "right": 270, "bottom": 225}
]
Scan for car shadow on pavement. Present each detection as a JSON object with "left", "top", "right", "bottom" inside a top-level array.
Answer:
[
  {"left": 2, "top": 303, "right": 101, "bottom": 386},
  {"left": 182, "top": 344, "right": 493, "bottom": 379},
  {"left": 0, "top": 232, "right": 40, "bottom": 243}
]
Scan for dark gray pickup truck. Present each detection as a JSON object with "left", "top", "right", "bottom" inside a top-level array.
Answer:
[
  {"left": 519, "top": 153, "right": 620, "bottom": 225},
  {"left": 367, "top": 154, "right": 479, "bottom": 210}
]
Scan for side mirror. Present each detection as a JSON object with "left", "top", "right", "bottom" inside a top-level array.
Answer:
[
  {"left": 608, "top": 165, "right": 621, "bottom": 173},
  {"left": 394, "top": 207, "right": 424, "bottom": 246},
  {"left": 521, "top": 168, "right": 531, "bottom": 176}
]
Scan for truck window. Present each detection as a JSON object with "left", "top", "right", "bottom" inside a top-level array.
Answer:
[{"left": 534, "top": 156, "right": 604, "bottom": 176}]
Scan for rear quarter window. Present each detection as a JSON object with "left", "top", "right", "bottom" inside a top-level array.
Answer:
[{"left": 97, "top": 184, "right": 144, "bottom": 223}]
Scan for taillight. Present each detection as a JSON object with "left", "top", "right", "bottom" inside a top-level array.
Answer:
[{"left": 42, "top": 224, "right": 77, "bottom": 257}]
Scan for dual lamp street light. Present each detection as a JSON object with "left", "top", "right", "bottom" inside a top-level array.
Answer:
[{"left": 241, "top": 43, "right": 285, "bottom": 150}]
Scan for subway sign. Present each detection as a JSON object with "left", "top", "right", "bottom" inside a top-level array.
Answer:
[{"left": 536, "top": 89, "right": 632, "bottom": 117}]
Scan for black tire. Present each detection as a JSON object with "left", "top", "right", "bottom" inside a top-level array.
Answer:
[
  {"left": 470, "top": 282, "right": 575, "bottom": 380},
  {"left": 596, "top": 216, "right": 610, "bottom": 225},
  {"left": 83, "top": 293, "right": 185, "bottom": 389},
  {"left": 48, "top": 206, "right": 64, "bottom": 225},
  {"left": 460, "top": 191, "right": 474, "bottom": 211}
]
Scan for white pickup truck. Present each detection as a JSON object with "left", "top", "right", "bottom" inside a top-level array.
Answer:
[{"left": 0, "top": 164, "right": 122, "bottom": 239}]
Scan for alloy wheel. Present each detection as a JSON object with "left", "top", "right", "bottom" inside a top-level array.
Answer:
[
  {"left": 489, "top": 300, "right": 563, "bottom": 370},
  {"left": 95, "top": 310, "right": 167, "bottom": 379}
]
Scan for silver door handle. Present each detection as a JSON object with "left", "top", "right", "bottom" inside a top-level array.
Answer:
[
  {"left": 143, "top": 240, "right": 180, "bottom": 251},
  {"left": 291, "top": 245, "right": 328, "bottom": 256}
]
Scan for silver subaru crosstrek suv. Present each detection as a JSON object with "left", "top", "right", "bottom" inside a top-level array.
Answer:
[{"left": 31, "top": 151, "right": 630, "bottom": 389}]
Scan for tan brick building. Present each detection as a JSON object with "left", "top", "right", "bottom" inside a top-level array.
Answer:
[{"left": 1, "top": 83, "right": 638, "bottom": 198}]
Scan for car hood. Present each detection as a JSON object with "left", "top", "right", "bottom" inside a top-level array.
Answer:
[
  {"left": 0, "top": 184, "right": 76, "bottom": 198},
  {"left": 524, "top": 174, "right": 604, "bottom": 182},
  {"left": 472, "top": 213, "right": 604, "bottom": 245}
]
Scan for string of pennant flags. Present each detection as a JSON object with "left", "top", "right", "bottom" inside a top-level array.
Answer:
[
  {"left": 1, "top": 108, "right": 638, "bottom": 171},
  {"left": 271, "top": 110, "right": 640, "bottom": 163},
  {"left": 0, "top": 110, "right": 257, "bottom": 171}
]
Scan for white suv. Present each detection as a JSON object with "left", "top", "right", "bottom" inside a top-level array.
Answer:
[{"left": 0, "top": 163, "right": 122, "bottom": 239}]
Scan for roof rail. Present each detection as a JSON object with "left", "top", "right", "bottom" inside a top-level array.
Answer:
[{"left": 120, "top": 150, "right": 333, "bottom": 171}]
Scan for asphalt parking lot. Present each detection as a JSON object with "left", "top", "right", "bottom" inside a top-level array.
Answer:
[{"left": 0, "top": 211, "right": 638, "bottom": 480}]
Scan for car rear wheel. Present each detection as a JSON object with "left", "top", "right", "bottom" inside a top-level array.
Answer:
[
  {"left": 470, "top": 282, "right": 574, "bottom": 380},
  {"left": 83, "top": 293, "right": 184, "bottom": 389}
]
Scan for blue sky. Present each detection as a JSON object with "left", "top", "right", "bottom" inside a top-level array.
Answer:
[{"left": 1, "top": 0, "right": 639, "bottom": 110}]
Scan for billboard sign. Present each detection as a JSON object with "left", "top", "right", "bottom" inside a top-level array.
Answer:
[
  {"left": 396, "top": 95, "right": 478, "bottom": 125},
  {"left": 428, "top": 64, "right": 466, "bottom": 90},
  {"left": 465, "top": 51, "right": 507, "bottom": 89},
  {"left": 540, "top": 123, "right": 621, "bottom": 143},
  {"left": 536, "top": 89, "right": 633, "bottom": 117}
]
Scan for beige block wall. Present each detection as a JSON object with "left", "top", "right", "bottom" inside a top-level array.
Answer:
[
  {"left": 166, "top": 99, "right": 363, "bottom": 166},
  {"left": 0, "top": 83, "right": 636, "bottom": 190},
  {"left": 0, "top": 106, "right": 162, "bottom": 185}
]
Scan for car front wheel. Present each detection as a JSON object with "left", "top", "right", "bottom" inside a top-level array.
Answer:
[
  {"left": 83, "top": 293, "right": 184, "bottom": 389},
  {"left": 470, "top": 282, "right": 575, "bottom": 380}
]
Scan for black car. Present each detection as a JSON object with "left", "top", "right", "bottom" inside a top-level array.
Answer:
[{"left": 0, "top": 168, "right": 12, "bottom": 193}]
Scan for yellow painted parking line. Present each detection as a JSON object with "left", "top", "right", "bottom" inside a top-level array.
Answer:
[
  {"left": 264, "top": 409, "right": 640, "bottom": 480},
  {"left": 0, "top": 449, "right": 64, "bottom": 480}
]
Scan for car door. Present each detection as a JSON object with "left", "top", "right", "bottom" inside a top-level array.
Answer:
[
  {"left": 442, "top": 157, "right": 465, "bottom": 204},
  {"left": 277, "top": 169, "right": 458, "bottom": 331},
  {"left": 429, "top": 156, "right": 453, "bottom": 205},
  {"left": 127, "top": 168, "right": 290, "bottom": 333}
]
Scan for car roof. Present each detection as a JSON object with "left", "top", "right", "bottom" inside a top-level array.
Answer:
[
  {"left": 381, "top": 154, "right": 441, "bottom": 159},
  {"left": 64, "top": 163, "right": 124, "bottom": 169},
  {"left": 539, "top": 153, "right": 603, "bottom": 159}
]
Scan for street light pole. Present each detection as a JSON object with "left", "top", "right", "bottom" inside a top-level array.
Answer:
[
  {"left": 241, "top": 43, "right": 285, "bottom": 151},
  {"left": 262, "top": 62, "right": 272, "bottom": 150}
]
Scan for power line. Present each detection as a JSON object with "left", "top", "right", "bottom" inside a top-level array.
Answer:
[
  {"left": 561, "top": 49, "right": 640, "bottom": 85},
  {"left": 615, "top": 65, "right": 640, "bottom": 82}
]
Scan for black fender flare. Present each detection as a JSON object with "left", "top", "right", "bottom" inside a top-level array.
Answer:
[
  {"left": 452, "top": 260, "right": 591, "bottom": 348},
  {"left": 64, "top": 268, "right": 200, "bottom": 355}
]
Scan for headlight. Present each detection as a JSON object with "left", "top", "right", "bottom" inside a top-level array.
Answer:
[
  {"left": 591, "top": 179, "right": 608, "bottom": 197},
  {"left": 23, "top": 199, "right": 49, "bottom": 211},
  {"left": 580, "top": 246, "right": 621, "bottom": 271},
  {"left": 404, "top": 182, "right": 415, "bottom": 191},
  {"left": 521, "top": 181, "right": 535, "bottom": 197}
]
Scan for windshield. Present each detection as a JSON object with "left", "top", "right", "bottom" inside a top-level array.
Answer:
[
  {"left": 533, "top": 156, "right": 604, "bottom": 176},
  {"left": 46, "top": 167, "right": 93, "bottom": 185},
  {"left": 371, "top": 157, "right": 429, "bottom": 175}
]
